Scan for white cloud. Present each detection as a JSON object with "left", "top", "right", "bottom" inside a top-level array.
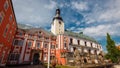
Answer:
[
  {"left": 83, "top": 0, "right": 120, "bottom": 24},
  {"left": 44, "top": 1, "right": 57, "bottom": 10},
  {"left": 69, "top": 27, "right": 75, "bottom": 30},
  {"left": 116, "top": 43, "right": 120, "bottom": 46},
  {"left": 76, "top": 21, "right": 81, "bottom": 26},
  {"left": 71, "top": 1, "right": 89, "bottom": 11},
  {"left": 82, "top": 23, "right": 120, "bottom": 38},
  {"left": 12, "top": 0, "right": 56, "bottom": 27}
]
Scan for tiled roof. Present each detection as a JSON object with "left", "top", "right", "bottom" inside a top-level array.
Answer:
[
  {"left": 21, "top": 28, "right": 55, "bottom": 36},
  {"left": 64, "top": 30, "right": 98, "bottom": 43}
]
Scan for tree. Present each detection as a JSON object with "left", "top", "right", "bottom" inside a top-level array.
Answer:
[{"left": 106, "top": 33, "right": 120, "bottom": 63}]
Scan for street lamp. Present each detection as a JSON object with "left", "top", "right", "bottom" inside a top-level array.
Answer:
[{"left": 47, "top": 39, "right": 51, "bottom": 68}]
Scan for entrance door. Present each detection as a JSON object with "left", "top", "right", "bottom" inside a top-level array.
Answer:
[{"left": 33, "top": 53, "right": 40, "bottom": 65}]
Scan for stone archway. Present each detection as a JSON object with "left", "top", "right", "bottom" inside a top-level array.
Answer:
[{"left": 33, "top": 53, "right": 40, "bottom": 65}]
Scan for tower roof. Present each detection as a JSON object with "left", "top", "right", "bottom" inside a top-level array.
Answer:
[{"left": 53, "top": 8, "right": 63, "bottom": 21}]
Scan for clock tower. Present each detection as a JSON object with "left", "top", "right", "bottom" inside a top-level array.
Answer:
[{"left": 51, "top": 8, "right": 64, "bottom": 35}]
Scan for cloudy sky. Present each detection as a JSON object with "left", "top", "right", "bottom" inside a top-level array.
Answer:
[{"left": 12, "top": 0, "right": 120, "bottom": 51}]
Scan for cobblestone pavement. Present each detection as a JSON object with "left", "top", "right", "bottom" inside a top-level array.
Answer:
[{"left": 3, "top": 64, "right": 45, "bottom": 68}]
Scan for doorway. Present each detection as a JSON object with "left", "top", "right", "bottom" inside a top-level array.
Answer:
[{"left": 33, "top": 53, "right": 40, "bottom": 65}]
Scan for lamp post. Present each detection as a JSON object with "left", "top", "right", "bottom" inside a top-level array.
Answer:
[{"left": 47, "top": 40, "right": 51, "bottom": 68}]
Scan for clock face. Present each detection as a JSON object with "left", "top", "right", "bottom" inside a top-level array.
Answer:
[{"left": 59, "top": 21, "right": 61, "bottom": 24}]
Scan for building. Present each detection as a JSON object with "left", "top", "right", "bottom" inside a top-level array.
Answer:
[
  {"left": 6, "top": 8, "right": 104, "bottom": 65},
  {"left": 0, "top": 0, "right": 17, "bottom": 66},
  {"left": 51, "top": 9, "right": 103, "bottom": 65},
  {"left": 7, "top": 28, "right": 56, "bottom": 65}
]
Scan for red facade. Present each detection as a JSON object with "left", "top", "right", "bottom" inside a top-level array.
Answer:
[{"left": 0, "top": 0, "right": 17, "bottom": 66}]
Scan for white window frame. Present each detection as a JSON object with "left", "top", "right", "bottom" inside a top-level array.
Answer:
[
  {"left": 3, "top": 24, "right": 10, "bottom": 37},
  {"left": 4, "top": 0, "right": 9, "bottom": 11},
  {"left": 0, "top": 11, "right": 5, "bottom": 24}
]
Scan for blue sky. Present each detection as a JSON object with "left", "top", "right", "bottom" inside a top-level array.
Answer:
[{"left": 12, "top": 0, "right": 120, "bottom": 52}]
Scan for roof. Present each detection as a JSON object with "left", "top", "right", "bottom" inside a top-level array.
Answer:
[
  {"left": 64, "top": 30, "right": 98, "bottom": 43},
  {"left": 18, "top": 28, "right": 55, "bottom": 37},
  {"left": 27, "top": 28, "right": 55, "bottom": 36}
]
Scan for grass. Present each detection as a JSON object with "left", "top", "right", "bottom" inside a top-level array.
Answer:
[{"left": 44, "top": 63, "right": 75, "bottom": 68}]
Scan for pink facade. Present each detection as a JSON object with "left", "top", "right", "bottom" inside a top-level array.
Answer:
[{"left": 7, "top": 28, "right": 56, "bottom": 65}]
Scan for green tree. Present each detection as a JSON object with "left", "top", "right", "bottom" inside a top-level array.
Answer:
[{"left": 106, "top": 33, "right": 120, "bottom": 63}]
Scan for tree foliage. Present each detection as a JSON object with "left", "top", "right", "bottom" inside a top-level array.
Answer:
[{"left": 105, "top": 33, "right": 120, "bottom": 63}]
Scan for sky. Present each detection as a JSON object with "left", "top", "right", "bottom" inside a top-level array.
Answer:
[{"left": 12, "top": 0, "right": 120, "bottom": 52}]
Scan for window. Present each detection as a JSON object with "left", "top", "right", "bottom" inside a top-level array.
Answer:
[
  {"left": 56, "top": 44, "right": 58, "bottom": 48},
  {"left": 12, "top": 21, "right": 15, "bottom": 27},
  {"left": 9, "top": 14, "right": 12, "bottom": 22},
  {"left": 44, "top": 44, "right": 47, "bottom": 48},
  {"left": 61, "top": 53, "right": 65, "bottom": 58},
  {"left": 18, "top": 32, "right": 23, "bottom": 36},
  {"left": 9, "top": 54, "right": 19, "bottom": 61},
  {"left": 38, "top": 35, "right": 42, "bottom": 38},
  {"left": 88, "top": 49, "right": 91, "bottom": 54},
  {"left": 15, "top": 54, "right": 19, "bottom": 61},
  {"left": 4, "top": 0, "right": 9, "bottom": 11},
  {"left": 0, "top": 11, "right": 5, "bottom": 24},
  {"left": 36, "top": 42, "right": 40, "bottom": 48},
  {"left": 51, "top": 45, "right": 55, "bottom": 49},
  {"left": 14, "top": 40, "right": 23, "bottom": 46},
  {"left": 70, "top": 38, "right": 73, "bottom": 44},
  {"left": 85, "top": 41, "right": 87, "bottom": 46},
  {"left": 77, "top": 40, "right": 80, "bottom": 45},
  {"left": 64, "top": 43, "right": 67, "bottom": 48},
  {"left": 3, "top": 24, "right": 9, "bottom": 37},
  {"left": 8, "top": 31, "right": 12, "bottom": 42},
  {"left": 91, "top": 43, "right": 93, "bottom": 47},
  {"left": 28, "top": 41, "right": 32, "bottom": 47},
  {"left": 44, "top": 54, "right": 47, "bottom": 61},
  {"left": 50, "top": 56, "right": 55, "bottom": 60},
  {"left": 10, "top": 54, "right": 15, "bottom": 60}
]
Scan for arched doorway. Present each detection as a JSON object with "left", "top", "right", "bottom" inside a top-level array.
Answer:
[{"left": 33, "top": 53, "right": 40, "bottom": 65}]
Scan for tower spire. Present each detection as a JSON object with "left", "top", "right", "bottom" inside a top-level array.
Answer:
[{"left": 55, "top": 8, "right": 60, "bottom": 17}]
